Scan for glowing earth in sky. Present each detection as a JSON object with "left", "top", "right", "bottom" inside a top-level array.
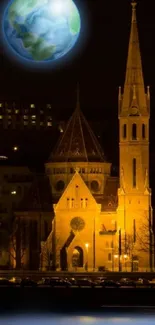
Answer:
[{"left": 3, "top": 0, "right": 81, "bottom": 63}]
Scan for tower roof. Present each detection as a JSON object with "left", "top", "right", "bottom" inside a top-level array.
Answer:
[
  {"left": 120, "top": 1, "right": 149, "bottom": 116},
  {"left": 49, "top": 90, "right": 105, "bottom": 163}
]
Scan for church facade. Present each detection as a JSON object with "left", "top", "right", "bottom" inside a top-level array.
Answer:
[{"left": 40, "top": 1, "right": 153, "bottom": 272}]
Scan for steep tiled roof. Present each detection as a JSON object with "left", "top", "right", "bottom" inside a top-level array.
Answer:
[{"left": 49, "top": 88, "right": 105, "bottom": 163}]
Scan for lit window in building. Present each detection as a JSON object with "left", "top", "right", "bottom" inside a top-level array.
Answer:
[
  {"left": 0, "top": 116, "right": 3, "bottom": 119},
  {"left": 31, "top": 115, "right": 36, "bottom": 119},
  {"left": 30, "top": 104, "right": 35, "bottom": 108},
  {"left": 40, "top": 122, "right": 44, "bottom": 126},
  {"left": 0, "top": 103, "right": 2, "bottom": 107},
  {"left": 13, "top": 146, "right": 19, "bottom": 152},
  {"left": 8, "top": 115, "right": 12, "bottom": 119},
  {"left": 123, "top": 124, "right": 127, "bottom": 138},
  {"left": 0, "top": 156, "right": 8, "bottom": 160},
  {"left": 32, "top": 121, "right": 36, "bottom": 124},
  {"left": 15, "top": 110, "right": 19, "bottom": 114},
  {"left": 59, "top": 126, "right": 63, "bottom": 133},
  {"left": 47, "top": 104, "right": 51, "bottom": 109},
  {"left": 11, "top": 190, "right": 16, "bottom": 195},
  {"left": 24, "top": 115, "right": 28, "bottom": 120},
  {"left": 133, "top": 158, "right": 136, "bottom": 188},
  {"left": 142, "top": 124, "right": 146, "bottom": 139},
  {"left": 132, "top": 123, "right": 137, "bottom": 140},
  {"left": 47, "top": 122, "right": 52, "bottom": 127}
]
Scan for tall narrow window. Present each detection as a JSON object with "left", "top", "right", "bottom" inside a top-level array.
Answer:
[
  {"left": 142, "top": 124, "right": 146, "bottom": 139},
  {"left": 132, "top": 124, "right": 137, "bottom": 140},
  {"left": 133, "top": 158, "right": 136, "bottom": 188},
  {"left": 123, "top": 124, "right": 127, "bottom": 138}
]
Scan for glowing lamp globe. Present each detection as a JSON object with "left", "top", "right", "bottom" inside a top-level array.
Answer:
[{"left": 3, "top": 0, "right": 81, "bottom": 63}]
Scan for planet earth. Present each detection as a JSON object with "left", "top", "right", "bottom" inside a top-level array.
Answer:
[{"left": 3, "top": 0, "right": 81, "bottom": 62}]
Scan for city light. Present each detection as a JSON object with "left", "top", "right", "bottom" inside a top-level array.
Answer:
[
  {"left": 11, "top": 190, "right": 16, "bottom": 195},
  {"left": 0, "top": 155, "right": 8, "bottom": 160},
  {"left": 85, "top": 243, "right": 89, "bottom": 249},
  {"left": 13, "top": 146, "right": 18, "bottom": 151}
]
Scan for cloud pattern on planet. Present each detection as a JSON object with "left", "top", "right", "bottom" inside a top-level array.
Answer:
[{"left": 2, "top": 0, "right": 81, "bottom": 64}]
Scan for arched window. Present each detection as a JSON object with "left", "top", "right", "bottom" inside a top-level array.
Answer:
[
  {"left": 123, "top": 124, "right": 127, "bottom": 138},
  {"left": 132, "top": 124, "right": 137, "bottom": 140},
  {"left": 142, "top": 124, "right": 146, "bottom": 139},
  {"left": 133, "top": 158, "right": 136, "bottom": 188}
]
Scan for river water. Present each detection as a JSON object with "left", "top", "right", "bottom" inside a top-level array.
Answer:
[{"left": 1, "top": 313, "right": 155, "bottom": 325}]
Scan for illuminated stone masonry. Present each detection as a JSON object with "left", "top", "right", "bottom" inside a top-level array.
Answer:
[{"left": 40, "top": 1, "right": 153, "bottom": 272}]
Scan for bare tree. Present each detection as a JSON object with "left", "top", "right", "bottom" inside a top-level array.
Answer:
[
  {"left": 40, "top": 230, "right": 61, "bottom": 270},
  {"left": 9, "top": 219, "right": 27, "bottom": 269},
  {"left": 136, "top": 215, "right": 153, "bottom": 254}
]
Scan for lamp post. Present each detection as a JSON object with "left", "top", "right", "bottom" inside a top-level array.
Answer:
[
  {"left": 118, "top": 228, "right": 122, "bottom": 272},
  {"left": 111, "top": 220, "right": 117, "bottom": 271},
  {"left": 93, "top": 215, "right": 96, "bottom": 272},
  {"left": 114, "top": 253, "right": 128, "bottom": 271},
  {"left": 149, "top": 203, "right": 153, "bottom": 272},
  {"left": 124, "top": 254, "right": 128, "bottom": 271},
  {"left": 114, "top": 254, "right": 118, "bottom": 271},
  {"left": 85, "top": 243, "right": 89, "bottom": 271}
]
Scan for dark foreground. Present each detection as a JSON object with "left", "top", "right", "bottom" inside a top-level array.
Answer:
[{"left": 1, "top": 287, "right": 155, "bottom": 313}]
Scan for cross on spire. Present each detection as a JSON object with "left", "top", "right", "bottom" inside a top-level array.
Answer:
[{"left": 131, "top": 0, "right": 137, "bottom": 22}]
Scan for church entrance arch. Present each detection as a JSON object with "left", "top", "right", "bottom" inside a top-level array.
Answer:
[{"left": 72, "top": 246, "right": 83, "bottom": 267}]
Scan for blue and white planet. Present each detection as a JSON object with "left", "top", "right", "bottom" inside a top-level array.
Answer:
[{"left": 2, "top": 0, "right": 81, "bottom": 63}]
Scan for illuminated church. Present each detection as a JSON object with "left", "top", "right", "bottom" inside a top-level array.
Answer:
[
  {"left": 11, "top": 1, "right": 153, "bottom": 272},
  {"left": 39, "top": 1, "right": 153, "bottom": 272}
]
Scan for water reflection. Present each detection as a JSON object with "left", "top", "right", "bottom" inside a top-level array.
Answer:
[{"left": 1, "top": 314, "right": 155, "bottom": 325}]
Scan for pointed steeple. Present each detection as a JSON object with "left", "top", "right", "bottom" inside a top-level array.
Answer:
[
  {"left": 49, "top": 86, "right": 105, "bottom": 162},
  {"left": 120, "top": 1, "right": 149, "bottom": 116}
]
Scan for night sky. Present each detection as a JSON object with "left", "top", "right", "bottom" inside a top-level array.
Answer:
[
  {"left": 0, "top": 0, "right": 155, "bottom": 190},
  {"left": 0, "top": 0, "right": 155, "bottom": 117}
]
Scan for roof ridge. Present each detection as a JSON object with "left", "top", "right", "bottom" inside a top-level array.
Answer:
[{"left": 48, "top": 107, "right": 105, "bottom": 163}]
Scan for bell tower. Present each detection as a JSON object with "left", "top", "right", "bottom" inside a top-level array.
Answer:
[{"left": 117, "top": 1, "right": 152, "bottom": 269}]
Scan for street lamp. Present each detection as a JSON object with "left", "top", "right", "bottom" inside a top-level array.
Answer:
[
  {"left": 111, "top": 219, "right": 117, "bottom": 271},
  {"left": 13, "top": 146, "right": 19, "bottom": 152},
  {"left": 85, "top": 243, "right": 89, "bottom": 271},
  {"left": 114, "top": 254, "right": 118, "bottom": 271}
]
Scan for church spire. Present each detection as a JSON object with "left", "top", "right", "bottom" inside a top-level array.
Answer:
[{"left": 120, "top": 0, "right": 148, "bottom": 116}]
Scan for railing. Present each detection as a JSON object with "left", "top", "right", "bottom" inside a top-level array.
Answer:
[{"left": 99, "top": 230, "right": 117, "bottom": 235}]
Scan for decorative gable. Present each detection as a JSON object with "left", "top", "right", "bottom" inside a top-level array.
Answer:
[{"left": 54, "top": 171, "right": 100, "bottom": 213}]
